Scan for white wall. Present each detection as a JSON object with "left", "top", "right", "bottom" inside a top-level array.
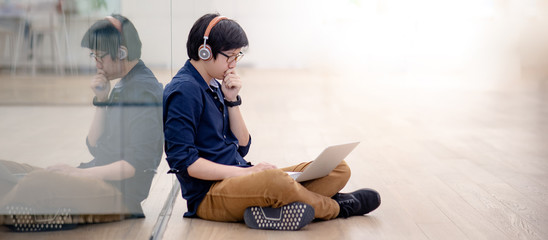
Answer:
[
  {"left": 4, "top": 0, "right": 546, "bottom": 76},
  {"left": 118, "top": 0, "right": 548, "bottom": 79},
  {"left": 120, "top": 0, "right": 171, "bottom": 69}
]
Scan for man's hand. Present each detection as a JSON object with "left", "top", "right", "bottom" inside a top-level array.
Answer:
[
  {"left": 91, "top": 69, "right": 110, "bottom": 101},
  {"left": 45, "top": 164, "right": 95, "bottom": 179},
  {"left": 221, "top": 68, "right": 241, "bottom": 101},
  {"left": 246, "top": 162, "right": 277, "bottom": 174}
]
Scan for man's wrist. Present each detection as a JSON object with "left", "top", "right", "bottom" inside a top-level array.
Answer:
[
  {"left": 224, "top": 95, "right": 242, "bottom": 107},
  {"left": 93, "top": 96, "right": 109, "bottom": 107}
]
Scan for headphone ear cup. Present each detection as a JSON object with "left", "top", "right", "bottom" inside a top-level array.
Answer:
[
  {"left": 198, "top": 44, "right": 212, "bottom": 61},
  {"left": 119, "top": 48, "right": 127, "bottom": 60}
]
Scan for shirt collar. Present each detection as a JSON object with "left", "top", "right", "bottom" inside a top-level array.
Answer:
[
  {"left": 117, "top": 59, "right": 144, "bottom": 88},
  {"left": 209, "top": 78, "right": 220, "bottom": 89}
]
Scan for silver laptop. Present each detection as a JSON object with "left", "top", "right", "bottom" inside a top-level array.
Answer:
[{"left": 287, "top": 142, "right": 360, "bottom": 182}]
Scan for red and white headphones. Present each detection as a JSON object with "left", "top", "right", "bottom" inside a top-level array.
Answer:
[
  {"left": 105, "top": 16, "right": 127, "bottom": 60},
  {"left": 198, "top": 16, "right": 228, "bottom": 61}
]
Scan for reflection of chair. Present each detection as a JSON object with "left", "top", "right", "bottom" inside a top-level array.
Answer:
[
  {"left": 0, "top": 25, "right": 15, "bottom": 65},
  {"left": 0, "top": 5, "right": 25, "bottom": 70},
  {"left": 12, "top": 0, "right": 70, "bottom": 75}
]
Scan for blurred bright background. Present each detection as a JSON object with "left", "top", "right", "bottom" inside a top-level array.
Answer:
[{"left": 1, "top": 0, "right": 548, "bottom": 82}]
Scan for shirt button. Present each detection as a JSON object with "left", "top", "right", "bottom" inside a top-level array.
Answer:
[{"left": 223, "top": 135, "right": 226, "bottom": 139}]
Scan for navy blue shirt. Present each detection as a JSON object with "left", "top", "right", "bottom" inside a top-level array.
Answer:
[{"left": 163, "top": 60, "right": 251, "bottom": 217}]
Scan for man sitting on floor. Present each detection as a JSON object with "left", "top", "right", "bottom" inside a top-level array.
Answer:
[{"left": 163, "top": 13, "right": 381, "bottom": 231}]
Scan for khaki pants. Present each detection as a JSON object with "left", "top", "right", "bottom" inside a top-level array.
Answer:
[
  {"left": 0, "top": 160, "right": 129, "bottom": 224},
  {"left": 197, "top": 160, "right": 350, "bottom": 222}
]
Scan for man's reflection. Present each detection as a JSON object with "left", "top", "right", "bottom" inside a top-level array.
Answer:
[{"left": 0, "top": 14, "right": 163, "bottom": 232}]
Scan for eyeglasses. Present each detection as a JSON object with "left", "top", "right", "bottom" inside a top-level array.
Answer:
[
  {"left": 218, "top": 51, "right": 244, "bottom": 63},
  {"left": 90, "top": 52, "right": 108, "bottom": 63}
]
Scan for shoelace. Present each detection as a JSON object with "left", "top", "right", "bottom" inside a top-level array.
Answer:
[{"left": 337, "top": 194, "right": 359, "bottom": 205}]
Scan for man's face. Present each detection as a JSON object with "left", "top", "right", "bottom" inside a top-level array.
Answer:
[
  {"left": 91, "top": 50, "right": 122, "bottom": 80},
  {"left": 206, "top": 48, "right": 242, "bottom": 80}
]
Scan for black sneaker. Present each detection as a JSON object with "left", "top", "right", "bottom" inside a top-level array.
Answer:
[
  {"left": 333, "top": 188, "right": 381, "bottom": 218},
  {"left": 4, "top": 205, "right": 78, "bottom": 232},
  {"left": 244, "top": 202, "right": 315, "bottom": 231}
]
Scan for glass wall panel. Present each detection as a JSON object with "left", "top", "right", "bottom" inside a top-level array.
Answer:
[{"left": 0, "top": 0, "right": 171, "bottom": 235}]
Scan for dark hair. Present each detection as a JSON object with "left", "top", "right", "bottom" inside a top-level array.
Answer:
[
  {"left": 81, "top": 14, "right": 142, "bottom": 61},
  {"left": 187, "top": 13, "right": 249, "bottom": 61}
]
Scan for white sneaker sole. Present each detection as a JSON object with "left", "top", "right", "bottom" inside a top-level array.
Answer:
[
  {"left": 4, "top": 205, "right": 77, "bottom": 232},
  {"left": 244, "top": 202, "right": 315, "bottom": 231}
]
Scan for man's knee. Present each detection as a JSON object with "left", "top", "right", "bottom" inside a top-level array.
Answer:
[
  {"left": 337, "top": 160, "right": 351, "bottom": 181},
  {"left": 256, "top": 169, "right": 298, "bottom": 192}
]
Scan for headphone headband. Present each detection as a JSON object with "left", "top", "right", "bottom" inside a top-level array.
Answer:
[
  {"left": 198, "top": 15, "right": 228, "bottom": 61},
  {"left": 105, "top": 16, "right": 122, "bottom": 33},
  {"left": 204, "top": 16, "right": 228, "bottom": 39}
]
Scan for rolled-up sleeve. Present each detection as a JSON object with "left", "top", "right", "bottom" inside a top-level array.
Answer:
[
  {"left": 163, "top": 82, "right": 203, "bottom": 176},
  {"left": 237, "top": 135, "right": 252, "bottom": 157}
]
